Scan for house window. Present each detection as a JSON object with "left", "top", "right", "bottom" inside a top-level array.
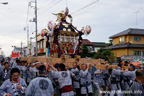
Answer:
[
  {"left": 91, "top": 47, "right": 95, "bottom": 51},
  {"left": 133, "top": 51, "right": 144, "bottom": 56},
  {"left": 134, "top": 51, "right": 141, "bottom": 56},
  {"left": 134, "top": 37, "right": 140, "bottom": 41},
  {"left": 89, "top": 46, "right": 94, "bottom": 51},
  {"left": 119, "top": 38, "right": 124, "bottom": 43}
]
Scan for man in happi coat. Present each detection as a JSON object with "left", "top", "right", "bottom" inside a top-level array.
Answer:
[
  {"left": 25, "top": 65, "right": 54, "bottom": 96},
  {"left": 49, "top": 63, "right": 74, "bottom": 96},
  {"left": 0, "top": 62, "right": 11, "bottom": 86},
  {"left": 0, "top": 68, "right": 27, "bottom": 96},
  {"left": 71, "top": 62, "right": 80, "bottom": 96},
  {"left": 79, "top": 63, "right": 93, "bottom": 96},
  {"left": 127, "top": 70, "right": 144, "bottom": 96},
  {"left": 110, "top": 66, "right": 124, "bottom": 96}
]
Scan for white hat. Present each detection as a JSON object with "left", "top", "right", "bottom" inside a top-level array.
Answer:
[
  {"left": 31, "top": 63, "right": 36, "bottom": 65},
  {"left": 35, "top": 62, "right": 40, "bottom": 64}
]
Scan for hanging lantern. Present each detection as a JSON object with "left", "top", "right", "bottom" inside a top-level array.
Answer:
[
  {"left": 47, "top": 21, "right": 54, "bottom": 36},
  {"left": 64, "top": 7, "right": 69, "bottom": 16},
  {"left": 85, "top": 25, "right": 91, "bottom": 35},
  {"left": 48, "top": 21, "right": 54, "bottom": 31}
]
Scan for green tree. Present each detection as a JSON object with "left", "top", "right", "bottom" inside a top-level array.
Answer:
[
  {"left": 93, "top": 48, "right": 104, "bottom": 59},
  {"left": 80, "top": 45, "right": 89, "bottom": 58},
  {"left": 93, "top": 48, "right": 115, "bottom": 63},
  {"left": 108, "top": 52, "right": 115, "bottom": 63},
  {"left": 106, "top": 39, "right": 113, "bottom": 47}
]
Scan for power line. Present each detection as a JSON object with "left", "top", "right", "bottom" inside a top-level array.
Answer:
[
  {"left": 71, "top": 0, "right": 100, "bottom": 14},
  {"left": 39, "top": 0, "right": 50, "bottom": 6},
  {"left": 38, "top": 0, "right": 52, "bottom": 8},
  {"left": 38, "top": 0, "right": 62, "bottom": 16},
  {"left": 38, "top": 0, "right": 57, "bottom": 10}
]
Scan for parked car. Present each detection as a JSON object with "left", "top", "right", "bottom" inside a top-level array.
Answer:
[{"left": 121, "top": 58, "right": 141, "bottom": 68}]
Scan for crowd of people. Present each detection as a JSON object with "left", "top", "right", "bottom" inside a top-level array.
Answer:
[{"left": 0, "top": 57, "right": 144, "bottom": 96}]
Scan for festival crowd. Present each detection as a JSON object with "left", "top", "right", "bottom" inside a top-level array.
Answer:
[{"left": 0, "top": 57, "right": 144, "bottom": 96}]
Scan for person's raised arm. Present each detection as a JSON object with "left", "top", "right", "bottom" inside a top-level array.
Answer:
[
  {"left": 48, "top": 64, "right": 56, "bottom": 71},
  {"left": 89, "top": 63, "right": 94, "bottom": 66},
  {"left": 86, "top": 63, "right": 89, "bottom": 71},
  {"left": 95, "top": 69, "right": 103, "bottom": 74}
]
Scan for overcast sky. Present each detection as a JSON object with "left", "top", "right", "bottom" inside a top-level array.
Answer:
[{"left": 0, "top": 0, "right": 144, "bottom": 57}]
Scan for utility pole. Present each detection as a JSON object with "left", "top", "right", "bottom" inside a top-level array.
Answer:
[
  {"left": 27, "top": 26, "right": 29, "bottom": 49},
  {"left": 26, "top": 26, "right": 29, "bottom": 57},
  {"left": 35, "top": 0, "right": 38, "bottom": 57},
  {"left": 24, "top": 26, "right": 29, "bottom": 51},
  {"left": 30, "top": 37, "right": 32, "bottom": 56},
  {"left": 27, "top": 26, "right": 29, "bottom": 57},
  {"left": 29, "top": 0, "right": 38, "bottom": 57},
  {"left": 21, "top": 42, "right": 23, "bottom": 57}
]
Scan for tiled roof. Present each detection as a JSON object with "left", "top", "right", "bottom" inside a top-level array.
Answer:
[
  {"left": 82, "top": 39, "right": 93, "bottom": 46},
  {"left": 110, "top": 28, "right": 144, "bottom": 39},
  {"left": 104, "top": 43, "right": 144, "bottom": 49},
  {"left": 92, "top": 42, "right": 107, "bottom": 47}
]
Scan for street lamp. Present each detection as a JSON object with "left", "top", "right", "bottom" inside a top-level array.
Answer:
[{"left": 0, "top": 2, "right": 8, "bottom": 5}]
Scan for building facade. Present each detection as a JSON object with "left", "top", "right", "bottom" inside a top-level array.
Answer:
[
  {"left": 12, "top": 46, "right": 26, "bottom": 58},
  {"left": 92, "top": 42, "right": 107, "bottom": 52},
  {"left": 80, "top": 39, "right": 107, "bottom": 53},
  {"left": 105, "top": 28, "right": 144, "bottom": 58},
  {"left": 36, "top": 34, "right": 47, "bottom": 57}
]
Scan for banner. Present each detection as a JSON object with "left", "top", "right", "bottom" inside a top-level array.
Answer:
[{"left": 12, "top": 52, "right": 19, "bottom": 58}]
